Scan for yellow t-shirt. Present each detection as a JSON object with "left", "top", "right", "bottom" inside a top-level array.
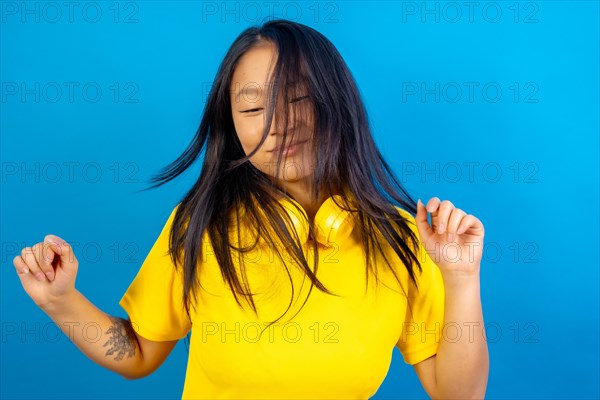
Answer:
[{"left": 119, "top": 195, "right": 445, "bottom": 399}]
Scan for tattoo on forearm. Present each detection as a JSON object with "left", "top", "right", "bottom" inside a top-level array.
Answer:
[{"left": 103, "top": 317, "right": 137, "bottom": 361}]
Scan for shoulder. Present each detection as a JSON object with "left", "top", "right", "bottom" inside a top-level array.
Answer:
[{"left": 389, "top": 205, "right": 419, "bottom": 239}]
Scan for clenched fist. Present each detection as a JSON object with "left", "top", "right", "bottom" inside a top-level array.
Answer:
[{"left": 13, "top": 234, "right": 79, "bottom": 310}]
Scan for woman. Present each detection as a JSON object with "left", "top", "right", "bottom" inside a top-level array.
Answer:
[{"left": 13, "top": 19, "right": 488, "bottom": 399}]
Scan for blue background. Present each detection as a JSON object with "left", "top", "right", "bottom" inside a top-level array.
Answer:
[{"left": 1, "top": 1, "right": 598, "bottom": 399}]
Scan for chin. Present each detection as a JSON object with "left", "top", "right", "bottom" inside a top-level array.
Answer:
[{"left": 253, "top": 158, "right": 315, "bottom": 183}]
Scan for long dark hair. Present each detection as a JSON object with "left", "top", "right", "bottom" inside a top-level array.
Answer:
[{"left": 138, "top": 19, "right": 424, "bottom": 331}]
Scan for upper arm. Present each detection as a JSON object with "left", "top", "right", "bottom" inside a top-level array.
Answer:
[
  {"left": 132, "top": 330, "right": 179, "bottom": 378},
  {"left": 413, "top": 354, "right": 439, "bottom": 399},
  {"left": 118, "top": 204, "right": 192, "bottom": 379}
]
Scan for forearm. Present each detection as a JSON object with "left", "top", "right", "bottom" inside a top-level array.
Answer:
[
  {"left": 41, "top": 289, "right": 146, "bottom": 379},
  {"left": 434, "top": 272, "right": 489, "bottom": 399}
]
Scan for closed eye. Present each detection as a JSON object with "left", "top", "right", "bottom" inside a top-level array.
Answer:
[
  {"left": 290, "top": 95, "right": 309, "bottom": 103},
  {"left": 240, "top": 107, "right": 263, "bottom": 114},
  {"left": 239, "top": 95, "right": 309, "bottom": 113}
]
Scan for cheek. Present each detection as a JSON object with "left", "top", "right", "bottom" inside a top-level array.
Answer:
[{"left": 234, "top": 119, "right": 265, "bottom": 155}]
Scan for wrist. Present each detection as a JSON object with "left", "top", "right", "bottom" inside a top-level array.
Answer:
[
  {"left": 441, "top": 270, "right": 481, "bottom": 290},
  {"left": 40, "top": 288, "right": 81, "bottom": 316}
]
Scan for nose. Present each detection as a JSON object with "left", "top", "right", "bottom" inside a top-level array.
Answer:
[
  {"left": 269, "top": 105, "right": 299, "bottom": 137},
  {"left": 270, "top": 95, "right": 307, "bottom": 135}
]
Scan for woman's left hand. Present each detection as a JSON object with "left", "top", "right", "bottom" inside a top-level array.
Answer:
[{"left": 415, "top": 197, "right": 485, "bottom": 277}]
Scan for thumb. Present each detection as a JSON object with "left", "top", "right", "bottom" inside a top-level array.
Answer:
[
  {"left": 415, "top": 199, "right": 434, "bottom": 242},
  {"left": 44, "top": 235, "right": 77, "bottom": 273}
]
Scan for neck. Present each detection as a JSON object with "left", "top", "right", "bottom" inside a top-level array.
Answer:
[{"left": 278, "top": 177, "right": 340, "bottom": 222}]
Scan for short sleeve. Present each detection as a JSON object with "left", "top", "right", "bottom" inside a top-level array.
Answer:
[
  {"left": 394, "top": 208, "right": 446, "bottom": 365},
  {"left": 119, "top": 204, "right": 192, "bottom": 341}
]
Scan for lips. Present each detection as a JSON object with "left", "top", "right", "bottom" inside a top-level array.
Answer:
[{"left": 269, "top": 139, "right": 309, "bottom": 153}]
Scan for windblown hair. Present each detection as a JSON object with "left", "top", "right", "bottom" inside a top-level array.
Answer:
[{"left": 138, "top": 19, "right": 424, "bottom": 331}]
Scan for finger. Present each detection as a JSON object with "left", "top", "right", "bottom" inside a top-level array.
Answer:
[
  {"left": 432, "top": 200, "right": 454, "bottom": 235},
  {"left": 43, "top": 234, "right": 72, "bottom": 280},
  {"left": 34, "top": 241, "right": 56, "bottom": 282},
  {"left": 415, "top": 199, "right": 434, "bottom": 241},
  {"left": 45, "top": 234, "right": 66, "bottom": 249},
  {"left": 446, "top": 208, "right": 467, "bottom": 241},
  {"left": 45, "top": 238, "right": 77, "bottom": 275},
  {"left": 13, "top": 254, "right": 32, "bottom": 276},
  {"left": 22, "top": 246, "right": 47, "bottom": 282},
  {"left": 457, "top": 214, "right": 485, "bottom": 235},
  {"left": 425, "top": 197, "right": 441, "bottom": 216}
]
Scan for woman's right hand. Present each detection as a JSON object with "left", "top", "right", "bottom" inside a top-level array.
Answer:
[{"left": 13, "top": 234, "right": 79, "bottom": 310}]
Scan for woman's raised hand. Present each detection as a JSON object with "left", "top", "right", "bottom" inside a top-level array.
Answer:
[
  {"left": 415, "top": 197, "right": 485, "bottom": 277},
  {"left": 13, "top": 235, "right": 79, "bottom": 310}
]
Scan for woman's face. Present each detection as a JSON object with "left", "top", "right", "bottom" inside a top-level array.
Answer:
[{"left": 230, "top": 41, "right": 315, "bottom": 184}]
